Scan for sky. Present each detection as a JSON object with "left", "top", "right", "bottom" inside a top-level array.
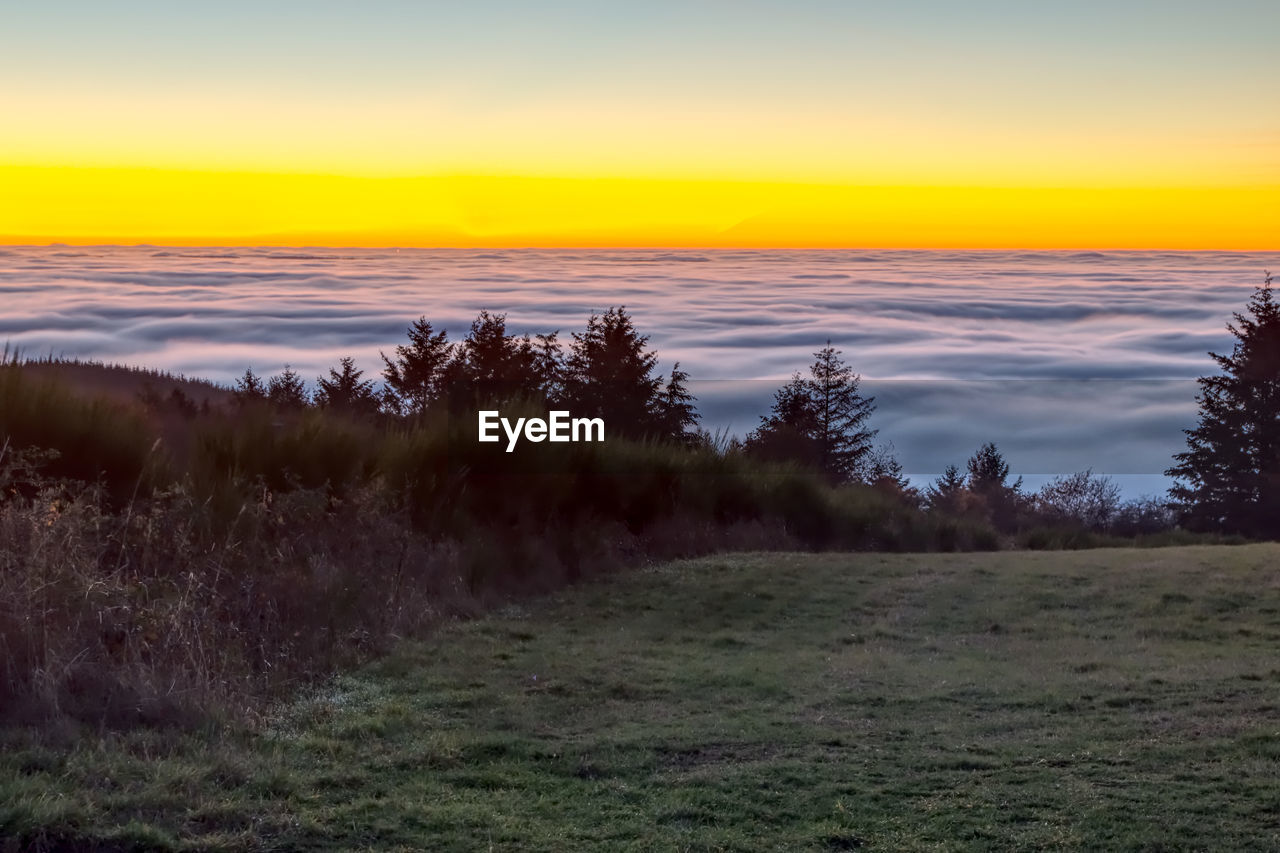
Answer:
[{"left": 2, "top": 1, "right": 1278, "bottom": 247}]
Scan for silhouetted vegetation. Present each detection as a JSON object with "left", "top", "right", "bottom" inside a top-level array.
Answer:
[
  {"left": 0, "top": 296, "right": 1244, "bottom": 732},
  {"left": 1, "top": 311, "right": 999, "bottom": 731},
  {"left": 919, "top": 445, "right": 1186, "bottom": 545},
  {"left": 314, "top": 356, "right": 381, "bottom": 417},
  {"left": 1168, "top": 272, "right": 1280, "bottom": 538},
  {"left": 744, "top": 343, "right": 879, "bottom": 482},
  {"left": 380, "top": 317, "right": 452, "bottom": 416}
]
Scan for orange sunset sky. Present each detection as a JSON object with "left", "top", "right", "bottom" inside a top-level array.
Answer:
[{"left": 3, "top": 1, "right": 1277, "bottom": 249}]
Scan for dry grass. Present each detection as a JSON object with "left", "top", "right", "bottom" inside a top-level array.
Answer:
[{"left": 0, "top": 477, "right": 459, "bottom": 730}]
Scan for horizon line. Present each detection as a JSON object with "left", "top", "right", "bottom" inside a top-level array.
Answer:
[{"left": 6, "top": 241, "right": 1280, "bottom": 253}]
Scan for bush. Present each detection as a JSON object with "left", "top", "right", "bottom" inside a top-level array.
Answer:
[
  {"left": 3, "top": 365, "right": 999, "bottom": 729},
  {"left": 1109, "top": 496, "right": 1177, "bottom": 537}
]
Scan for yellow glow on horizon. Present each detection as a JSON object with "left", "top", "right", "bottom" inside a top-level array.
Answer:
[{"left": 3, "top": 165, "right": 1277, "bottom": 250}]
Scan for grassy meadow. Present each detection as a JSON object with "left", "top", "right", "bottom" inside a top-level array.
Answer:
[{"left": 4, "top": 544, "right": 1278, "bottom": 851}]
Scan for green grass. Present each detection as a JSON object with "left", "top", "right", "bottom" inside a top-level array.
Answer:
[{"left": 4, "top": 544, "right": 1280, "bottom": 851}]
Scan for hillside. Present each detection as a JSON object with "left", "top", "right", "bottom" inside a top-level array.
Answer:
[
  {"left": 16, "top": 358, "right": 233, "bottom": 409},
  {"left": 4, "top": 545, "right": 1277, "bottom": 851}
]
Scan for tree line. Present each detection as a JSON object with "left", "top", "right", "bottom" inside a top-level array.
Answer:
[
  {"left": 233, "top": 307, "right": 700, "bottom": 445},
  {"left": 228, "top": 272, "right": 1280, "bottom": 540},
  {"left": 231, "top": 307, "right": 912, "bottom": 488}
]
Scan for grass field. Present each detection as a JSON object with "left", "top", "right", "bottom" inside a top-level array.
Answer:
[{"left": 4, "top": 544, "right": 1279, "bottom": 851}]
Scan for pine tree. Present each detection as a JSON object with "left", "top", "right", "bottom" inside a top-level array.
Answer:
[
  {"left": 744, "top": 376, "right": 823, "bottom": 470},
  {"left": 965, "top": 442, "right": 1023, "bottom": 531},
  {"left": 315, "top": 357, "right": 380, "bottom": 417},
  {"left": 563, "top": 307, "right": 664, "bottom": 439},
  {"left": 808, "top": 343, "right": 877, "bottom": 481},
  {"left": 527, "top": 331, "right": 565, "bottom": 404},
  {"left": 1167, "top": 273, "right": 1280, "bottom": 536},
  {"left": 654, "top": 362, "right": 701, "bottom": 445},
  {"left": 744, "top": 344, "right": 876, "bottom": 482},
  {"left": 233, "top": 368, "right": 267, "bottom": 405},
  {"left": 445, "top": 311, "right": 551, "bottom": 409},
  {"left": 381, "top": 317, "right": 452, "bottom": 417},
  {"left": 926, "top": 464, "right": 967, "bottom": 513},
  {"left": 266, "top": 365, "right": 309, "bottom": 410},
  {"left": 966, "top": 442, "right": 1020, "bottom": 494}
]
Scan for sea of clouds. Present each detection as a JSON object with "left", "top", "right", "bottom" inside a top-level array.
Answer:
[{"left": 3, "top": 246, "right": 1277, "bottom": 495}]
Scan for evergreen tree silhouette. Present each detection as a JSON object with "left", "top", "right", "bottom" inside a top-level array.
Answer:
[
  {"left": 809, "top": 343, "right": 876, "bottom": 481},
  {"left": 1168, "top": 273, "right": 1280, "bottom": 536},
  {"left": 266, "top": 365, "right": 309, "bottom": 410},
  {"left": 528, "top": 331, "right": 565, "bottom": 404},
  {"left": 745, "top": 343, "right": 876, "bottom": 482},
  {"left": 448, "top": 311, "right": 548, "bottom": 409},
  {"left": 315, "top": 357, "right": 380, "bottom": 417},
  {"left": 233, "top": 368, "right": 267, "bottom": 405},
  {"left": 745, "top": 374, "right": 825, "bottom": 471},
  {"left": 381, "top": 317, "right": 452, "bottom": 417},
  {"left": 966, "top": 442, "right": 1017, "bottom": 494},
  {"left": 654, "top": 362, "right": 701, "bottom": 445},
  {"left": 927, "top": 464, "right": 967, "bottom": 513},
  {"left": 563, "top": 307, "right": 664, "bottom": 439},
  {"left": 965, "top": 442, "right": 1023, "bottom": 531}
]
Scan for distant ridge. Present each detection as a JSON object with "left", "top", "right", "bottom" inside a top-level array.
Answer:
[{"left": 15, "top": 357, "right": 232, "bottom": 409}]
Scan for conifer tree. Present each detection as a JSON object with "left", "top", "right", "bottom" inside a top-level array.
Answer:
[
  {"left": 745, "top": 343, "right": 876, "bottom": 482},
  {"left": 927, "top": 464, "right": 967, "bottom": 513},
  {"left": 744, "top": 375, "right": 825, "bottom": 471},
  {"left": 315, "top": 357, "right": 380, "bottom": 417},
  {"left": 233, "top": 368, "right": 267, "bottom": 405},
  {"left": 266, "top": 365, "right": 309, "bottom": 410},
  {"left": 563, "top": 307, "right": 664, "bottom": 439},
  {"left": 446, "top": 311, "right": 551, "bottom": 409},
  {"left": 965, "top": 442, "right": 1023, "bottom": 531},
  {"left": 381, "top": 317, "right": 452, "bottom": 417},
  {"left": 1168, "top": 273, "right": 1280, "bottom": 536},
  {"left": 654, "top": 362, "right": 701, "bottom": 445},
  {"left": 528, "top": 331, "right": 565, "bottom": 404},
  {"left": 809, "top": 343, "right": 877, "bottom": 481}
]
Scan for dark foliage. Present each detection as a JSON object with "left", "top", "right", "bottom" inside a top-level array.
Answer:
[
  {"left": 1168, "top": 273, "right": 1280, "bottom": 537},
  {"left": 447, "top": 311, "right": 549, "bottom": 410},
  {"left": 232, "top": 368, "right": 267, "bottom": 406},
  {"left": 315, "top": 357, "right": 380, "bottom": 417},
  {"left": 863, "top": 443, "right": 916, "bottom": 503},
  {"left": 381, "top": 317, "right": 453, "bottom": 416},
  {"left": 266, "top": 365, "right": 309, "bottom": 410},
  {"left": 1109, "top": 496, "right": 1177, "bottom": 537},
  {"left": 926, "top": 464, "right": 967, "bottom": 513},
  {"left": 1035, "top": 469, "right": 1122, "bottom": 531},
  {"left": 964, "top": 442, "right": 1024, "bottom": 532},
  {"left": 745, "top": 344, "right": 876, "bottom": 483},
  {"left": 562, "top": 306, "right": 664, "bottom": 439},
  {"left": 654, "top": 362, "right": 701, "bottom": 446},
  {"left": 378, "top": 307, "right": 693, "bottom": 444}
]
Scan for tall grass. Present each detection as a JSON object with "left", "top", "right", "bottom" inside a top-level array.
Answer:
[
  {"left": 1, "top": 364, "right": 989, "bottom": 729},
  {"left": 0, "top": 365, "right": 166, "bottom": 501}
]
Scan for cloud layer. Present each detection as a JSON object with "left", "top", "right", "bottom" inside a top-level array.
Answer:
[{"left": 4, "top": 246, "right": 1276, "bottom": 493}]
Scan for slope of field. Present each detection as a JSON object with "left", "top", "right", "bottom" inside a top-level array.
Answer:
[
  {"left": 16, "top": 359, "right": 232, "bottom": 408},
  {"left": 4, "top": 545, "right": 1279, "bottom": 851}
]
